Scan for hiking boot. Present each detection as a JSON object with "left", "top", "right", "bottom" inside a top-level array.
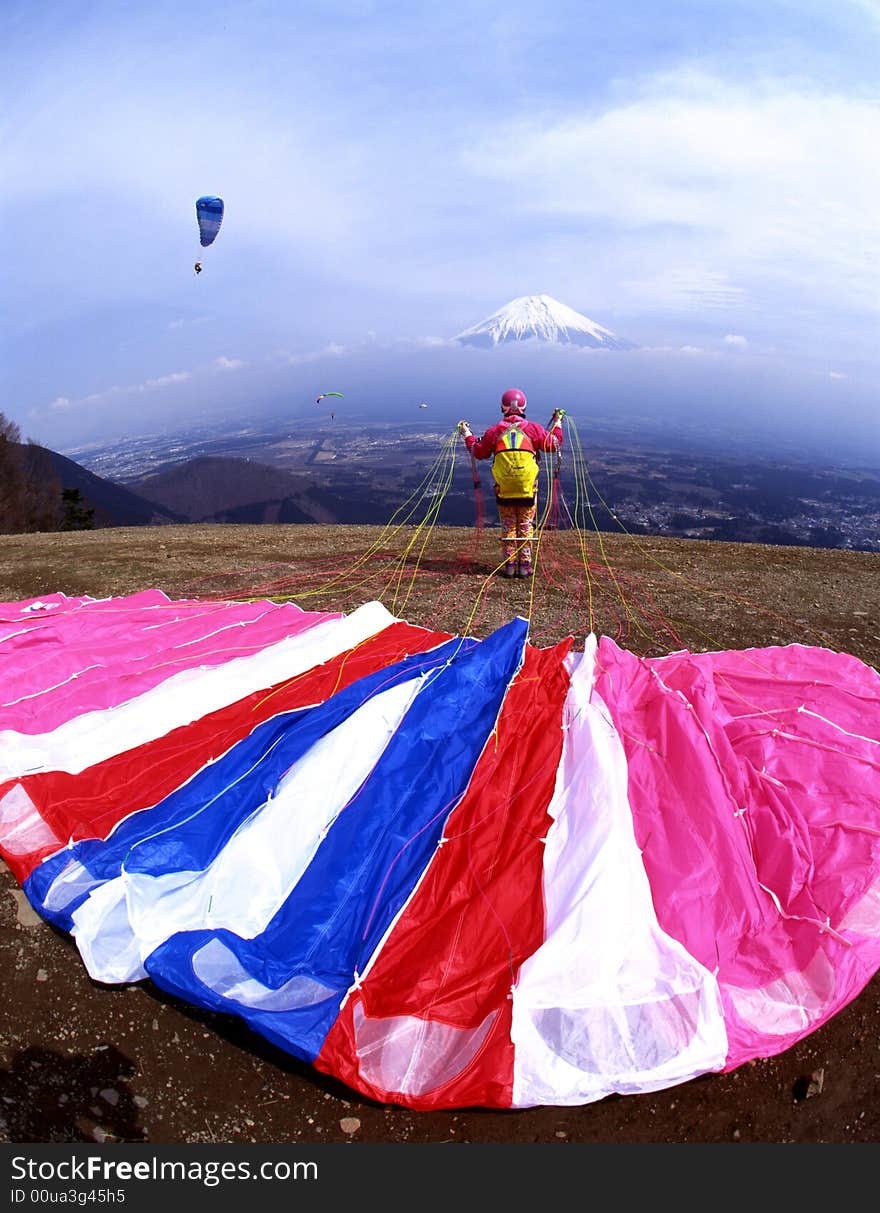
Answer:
[
  {"left": 517, "top": 560, "right": 533, "bottom": 579},
  {"left": 502, "top": 562, "right": 517, "bottom": 578}
]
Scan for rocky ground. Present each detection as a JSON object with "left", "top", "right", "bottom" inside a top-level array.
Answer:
[{"left": 1, "top": 523, "right": 879, "bottom": 1145}]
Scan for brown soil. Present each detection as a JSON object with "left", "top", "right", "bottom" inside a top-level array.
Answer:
[{"left": 1, "top": 524, "right": 879, "bottom": 1144}]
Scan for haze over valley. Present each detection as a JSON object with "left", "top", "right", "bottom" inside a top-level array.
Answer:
[{"left": 61, "top": 408, "right": 880, "bottom": 553}]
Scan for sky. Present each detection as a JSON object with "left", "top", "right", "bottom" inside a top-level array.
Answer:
[{"left": 2, "top": 0, "right": 879, "bottom": 460}]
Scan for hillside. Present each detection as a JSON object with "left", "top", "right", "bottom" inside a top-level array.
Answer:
[
  {"left": 1, "top": 523, "right": 879, "bottom": 1147},
  {"left": 128, "top": 456, "right": 339, "bottom": 524},
  {"left": 16, "top": 442, "right": 185, "bottom": 528}
]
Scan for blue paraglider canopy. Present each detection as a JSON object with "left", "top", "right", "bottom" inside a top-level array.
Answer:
[{"left": 195, "top": 196, "right": 224, "bottom": 248}]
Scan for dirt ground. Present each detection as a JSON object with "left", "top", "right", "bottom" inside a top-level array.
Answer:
[{"left": 1, "top": 524, "right": 879, "bottom": 1145}]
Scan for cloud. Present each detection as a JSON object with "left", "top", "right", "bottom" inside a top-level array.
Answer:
[
  {"left": 724, "top": 334, "right": 749, "bottom": 347},
  {"left": 215, "top": 357, "right": 245, "bottom": 371},
  {"left": 465, "top": 72, "right": 880, "bottom": 313},
  {"left": 626, "top": 268, "right": 746, "bottom": 312},
  {"left": 829, "top": 370, "right": 847, "bottom": 379},
  {"left": 392, "top": 336, "right": 455, "bottom": 350},
  {"left": 40, "top": 371, "right": 192, "bottom": 416},
  {"left": 140, "top": 372, "right": 190, "bottom": 390},
  {"left": 279, "top": 343, "right": 353, "bottom": 365},
  {"left": 168, "top": 317, "right": 208, "bottom": 331},
  {"left": 852, "top": 0, "right": 880, "bottom": 25}
]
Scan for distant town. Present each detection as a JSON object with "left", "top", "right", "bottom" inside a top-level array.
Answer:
[{"left": 67, "top": 414, "right": 880, "bottom": 552}]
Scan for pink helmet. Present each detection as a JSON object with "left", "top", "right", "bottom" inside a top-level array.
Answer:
[{"left": 500, "top": 388, "right": 527, "bottom": 416}]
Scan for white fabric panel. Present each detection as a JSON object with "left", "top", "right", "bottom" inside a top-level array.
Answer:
[
  {"left": 40, "top": 856, "right": 101, "bottom": 914},
  {"left": 69, "top": 677, "right": 424, "bottom": 984},
  {"left": 0, "top": 601, "right": 397, "bottom": 779},
  {"left": 0, "top": 783, "right": 61, "bottom": 855},
  {"left": 511, "top": 635, "right": 729, "bottom": 1107},
  {"left": 191, "top": 937, "right": 336, "bottom": 1010},
  {"left": 352, "top": 1002, "right": 498, "bottom": 1097},
  {"left": 726, "top": 946, "right": 837, "bottom": 1035},
  {"left": 71, "top": 878, "right": 145, "bottom": 984},
  {"left": 838, "top": 876, "right": 880, "bottom": 936}
]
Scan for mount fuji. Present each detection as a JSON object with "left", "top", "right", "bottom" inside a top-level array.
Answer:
[{"left": 453, "top": 294, "right": 636, "bottom": 350}]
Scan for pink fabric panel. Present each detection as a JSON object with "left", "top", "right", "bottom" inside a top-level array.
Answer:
[
  {"left": 0, "top": 590, "right": 340, "bottom": 734},
  {"left": 594, "top": 638, "right": 880, "bottom": 1070}
]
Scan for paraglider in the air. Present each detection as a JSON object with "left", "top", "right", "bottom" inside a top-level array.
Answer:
[
  {"left": 194, "top": 196, "right": 224, "bottom": 273},
  {"left": 419, "top": 402, "right": 429, "bottom": 409},
  {"left": 196, "top": 196, "right": 224, "bottom": 246},
  {"left": 316, "top": 392, "right": 344, "bottom": 405}
]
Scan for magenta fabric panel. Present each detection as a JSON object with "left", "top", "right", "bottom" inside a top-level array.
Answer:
[
  {"left": 594, "top": 637, "right": 880, "bottom": 1069},
  {"left": 0, "top": 590, "right": 340, "bottom": 733}
]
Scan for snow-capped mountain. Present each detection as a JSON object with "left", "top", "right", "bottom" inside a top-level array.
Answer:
[{"left": 453, "top": 294, "right": 636, "bottom": 350}]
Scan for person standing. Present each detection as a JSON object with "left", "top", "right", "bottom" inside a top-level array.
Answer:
[{"left": 458, "top": 388, "right": 564, "bottom": 578}]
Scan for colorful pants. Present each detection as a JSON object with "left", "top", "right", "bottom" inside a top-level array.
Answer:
[{"left": 498, "top": 501, "right": 537, "bottom": 563}]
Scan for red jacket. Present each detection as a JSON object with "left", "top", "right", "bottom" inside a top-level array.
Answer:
[{"left": 464, "top": 418, "right": 563, "bottom": 461}]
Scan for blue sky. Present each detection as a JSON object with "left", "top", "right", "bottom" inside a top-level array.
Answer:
[{"left": 3, "top": 0, "right": 879, "bottom": 458}]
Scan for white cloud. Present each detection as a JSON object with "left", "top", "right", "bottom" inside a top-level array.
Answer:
[
  {"left": 626, "top": 268, "right": 746, "bottom": 312},
  {"left": 829, "top": 370, "right": 847, "bottom": 379},
  {"left": 140, "top": 372, "right": 190, "bottom": 390},
  {"left": 41, "top": 371, "right": 192, "bottom": 415},
  {"left": 168, "top": 317, "right": 208, "bottom": 331},
  {"left": 466, "top": 73, "right": 880, "bottom": 312},
  {"left": 281, "top": 343, "right": 350, "bottom": 365},
  {"left": 724, "top": 334, "right": 749, "bottom": 347},
  {"left": 852, "top": 0, "right": 880, "bottom": 25},
  {"left": 215, "top": 357, "right": 245, "bottom": 371},
  {"left": 393, "top": 336, "right": 454, "bottom": 349}
]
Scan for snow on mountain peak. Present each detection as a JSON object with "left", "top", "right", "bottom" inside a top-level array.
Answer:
[{"left": 453, "top": 294, "right": 635, "bottom": 349}]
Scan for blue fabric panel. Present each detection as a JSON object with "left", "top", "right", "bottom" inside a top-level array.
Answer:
[
  {"left": 25, "top": 635, "right": 473, "bottom": 930},
  {"left": 144, "top": 616, "right": 528, "bottom": 1062}
]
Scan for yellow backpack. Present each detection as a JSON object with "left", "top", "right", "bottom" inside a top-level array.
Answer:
[{"left": 492, "top": 422, "right": 539, "bottom": 499}]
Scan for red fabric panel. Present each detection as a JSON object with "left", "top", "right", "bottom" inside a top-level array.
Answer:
[
  {"left": 316, "top": 637, "right": 572, "bottom": 1110},
  {"left": 0, "top": 621, "right": 449, "bottom": 883}
]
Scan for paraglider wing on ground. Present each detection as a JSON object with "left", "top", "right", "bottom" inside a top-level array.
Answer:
[{"left": 3, "top": 589, "right": 880, "bottom": 1110}]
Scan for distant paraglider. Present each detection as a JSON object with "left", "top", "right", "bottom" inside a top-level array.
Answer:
[
  {"left": 418, "top": 402, "right": 429, "bottom": 409},
  {"left": 194, "top": 196, "right": 224, "bottom": 273},
  {"left": 196, "top": 197, "right": 224, "bottom": 246},
  {"left": 315, "top": 391, "right": 344, "bottom": 421}
]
